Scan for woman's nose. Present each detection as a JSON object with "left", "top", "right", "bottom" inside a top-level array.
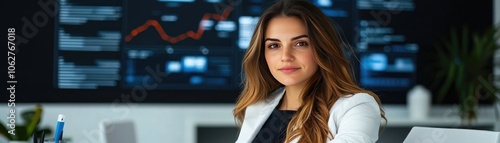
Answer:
[{"left": 281, "top": 46, "right": 294, "bottom": 62}]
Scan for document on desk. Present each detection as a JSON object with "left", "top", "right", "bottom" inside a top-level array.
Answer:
[{"left": 403, "top": 126, "right": 500, "bottom": 143}]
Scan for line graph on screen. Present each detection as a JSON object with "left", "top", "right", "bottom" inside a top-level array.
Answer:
[{"left": 124, "top": 6, "right": 234, "bottom": 43}]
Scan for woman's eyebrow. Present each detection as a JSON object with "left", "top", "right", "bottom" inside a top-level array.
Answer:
[
  {"left": 290, "top": 34, "right": 308, "bottom": 41},
  {"left": 264, "top": 38, "right": 280, "bottom": 42},
  {"left": 264, "top": 34, "right": 309, "bottom": 42}
]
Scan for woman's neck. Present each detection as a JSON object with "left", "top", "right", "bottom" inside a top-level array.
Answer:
[{"left": 278, "top": 86, "right": 303, "bottom": 111}]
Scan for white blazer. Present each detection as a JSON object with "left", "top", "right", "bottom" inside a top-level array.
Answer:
[{"left": 235, "top": 87, "right": 382, "bottom": 143}]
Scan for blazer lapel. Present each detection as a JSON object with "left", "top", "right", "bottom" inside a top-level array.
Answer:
[{"left": 236, "top": 87, "right": 285, "bottom": 143}]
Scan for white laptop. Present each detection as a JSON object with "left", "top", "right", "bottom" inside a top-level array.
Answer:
[{"left": 403, "top": 126, "right": 500, "bottom": 143}]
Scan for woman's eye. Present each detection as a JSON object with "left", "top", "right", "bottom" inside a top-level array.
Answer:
[
  {"left": 268, "top": 44, "right": 279, "bottom": 49},
  {"left": 295, "top": 42, "right": 308, "bottom": 47}
]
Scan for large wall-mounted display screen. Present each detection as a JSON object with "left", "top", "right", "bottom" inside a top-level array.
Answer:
[{"left": 5, "top": 0, "right": 492, "bottom": 103}]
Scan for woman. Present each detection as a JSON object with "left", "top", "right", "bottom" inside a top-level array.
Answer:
[{"left": 233, "top": 0, "right": 386, "bottom": 143}]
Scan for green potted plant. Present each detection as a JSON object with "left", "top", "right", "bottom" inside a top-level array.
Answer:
[
  {"left": 0, "top": 104, "right": 52, "bottom": 143},
  {"left": 430, "top": 25, "right": 499, "bottom": 126}
]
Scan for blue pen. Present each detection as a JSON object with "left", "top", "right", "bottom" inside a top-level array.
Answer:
[{"left": 54, "top": 114, "right": 65, "bottom": 143}]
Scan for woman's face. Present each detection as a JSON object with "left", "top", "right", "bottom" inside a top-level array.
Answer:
[{"left": 264, "top": 16, "right": 318, "bottom": 89}]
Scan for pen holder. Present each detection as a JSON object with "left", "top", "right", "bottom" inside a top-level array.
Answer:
[
  {"left": 33, "top": 131, "right": 67, "bottom": 143},
  {"left": 33, "top": 114, "right": 67, "bottom": 143}
]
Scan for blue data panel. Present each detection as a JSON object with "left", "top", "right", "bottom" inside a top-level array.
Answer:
[
  {"left": 55, "top": 0, "right": 123, "bottom": 89},
  {"left": 356, "top": 0, "right": 418, "bottom": 92}
]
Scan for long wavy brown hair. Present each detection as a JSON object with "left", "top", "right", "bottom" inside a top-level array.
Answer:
[{"left": 233, "top": 0, "right": 386, "bottom": 142}]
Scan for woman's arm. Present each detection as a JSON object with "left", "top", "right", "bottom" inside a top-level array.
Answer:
[{"left": 329, "top": 93, "right": 382, "bottom": 143}]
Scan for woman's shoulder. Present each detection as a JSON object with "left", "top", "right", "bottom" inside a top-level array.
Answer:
[
  {"left": 338, "top": 92, "right": 377, "bottom": 103},
  {"left": 330, "top": 92, "right": 380, "bottom": 113}
]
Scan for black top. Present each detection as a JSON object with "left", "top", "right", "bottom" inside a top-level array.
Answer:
[{"left": 252, "top": 109, "right": 297, "bottom": 143}]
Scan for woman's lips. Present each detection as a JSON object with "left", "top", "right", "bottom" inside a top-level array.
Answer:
[{"left": 278, "top": 66, "right": 300, "bottom": 74}]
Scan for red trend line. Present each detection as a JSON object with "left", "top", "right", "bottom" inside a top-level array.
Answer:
[{"left": 124, "top": 6, "right": 234, "bottom": 43}]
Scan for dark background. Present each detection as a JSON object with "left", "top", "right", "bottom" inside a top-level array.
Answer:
[{"left": 3, "top": 0, "right": 493, "bottom": 104}]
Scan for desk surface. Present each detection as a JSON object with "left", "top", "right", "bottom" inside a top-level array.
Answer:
[
  {"left": 191, "top": 104, "right": 498, "bottom": 143},
  {"left": 383, "top": 105, "right": 497, "bottom": 127}
]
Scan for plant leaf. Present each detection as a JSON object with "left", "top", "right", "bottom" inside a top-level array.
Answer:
[
  {"left": 461, "top": 25, "right": 469, "bottom": 56},
  {"left": 472, "top": 33, "right": 482, "bottom": 60},
  {"left": 0, "top": 122, "right": 13, "bottom": 140},
  {"left": 437, "top": 63, "right": 456, "bottom": 103},
  {"left": 13, "top": 125, "right": 27, "bottom": 141},
  {"left": 26, "top": 104, "right": 42, "bottom": 138},
  {"left": 450, "top": 28, "right": 459, "bottom": 58}
]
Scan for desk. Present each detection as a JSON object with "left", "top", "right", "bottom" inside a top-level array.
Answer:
[
  {"left": 378, "top": 105, "right": 497, "bottom": 143},
  {"left": 190, "top": 105, "right": 498, "bottom": 143},
  {"left": 384, "top": 105, "right": 497, "bottom": 127}
]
